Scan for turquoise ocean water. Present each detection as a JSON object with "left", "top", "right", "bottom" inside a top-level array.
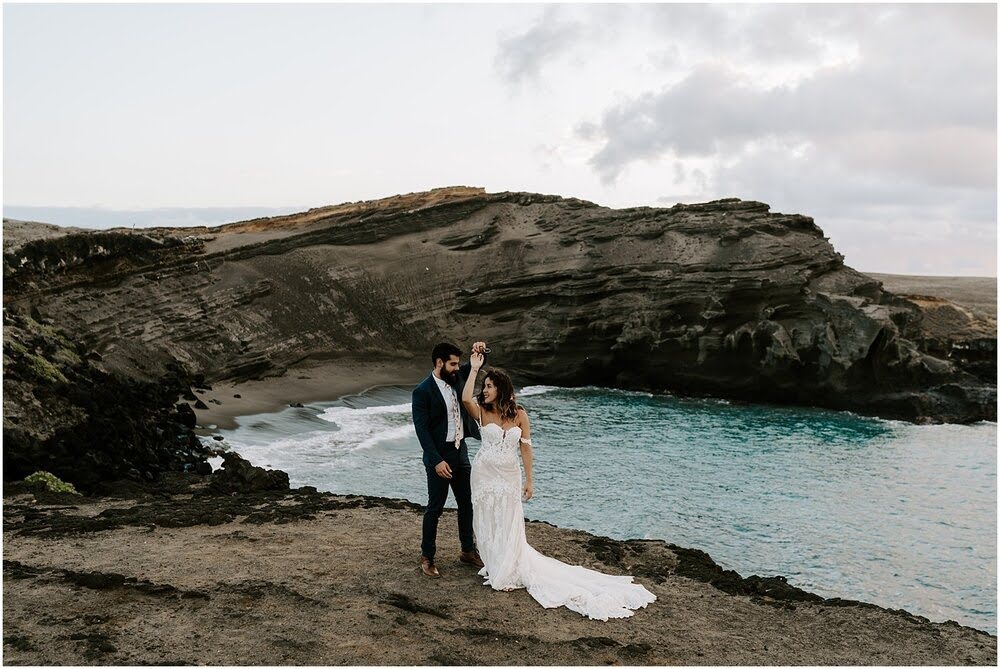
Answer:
[{"left": 209, "top": 384, "right": 997, "bottom": 634}]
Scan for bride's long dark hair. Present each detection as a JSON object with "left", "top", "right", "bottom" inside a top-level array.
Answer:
[{"left": 477, "top": 367, "right": 520, "bottom": 422}]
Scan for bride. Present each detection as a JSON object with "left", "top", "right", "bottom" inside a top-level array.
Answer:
[{"left": 460, "top": 350, "right": 656, "bottom": 620}]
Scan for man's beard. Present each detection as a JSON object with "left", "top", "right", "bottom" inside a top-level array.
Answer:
[{"left": 441, "top": 368, "right": 459, "bottom": 385}]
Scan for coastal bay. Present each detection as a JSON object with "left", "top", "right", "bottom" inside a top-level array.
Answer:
[{"left": 5, "top": 1, "right": 996, "bottom": 662}]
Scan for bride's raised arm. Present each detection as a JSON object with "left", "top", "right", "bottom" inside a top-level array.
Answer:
[{"left": 462, "top": 351, "right": 484, "bottom": 422}]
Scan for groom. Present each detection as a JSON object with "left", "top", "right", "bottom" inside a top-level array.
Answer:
[{"left": 411, "top": 341, "right": 487, "bottom": 577}]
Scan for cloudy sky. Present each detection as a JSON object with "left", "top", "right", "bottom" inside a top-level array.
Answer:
[{"left": 4, "top": 3, "right": 996, "bottom": 276}]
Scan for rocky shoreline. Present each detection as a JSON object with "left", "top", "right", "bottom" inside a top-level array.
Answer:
[{"left": 3, "top": 466, "right": 996, "bottom": 666}]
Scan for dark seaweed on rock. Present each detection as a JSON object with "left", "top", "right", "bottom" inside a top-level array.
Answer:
[{"left": 3, "top": 475, "right": 422, "bottom": 538}]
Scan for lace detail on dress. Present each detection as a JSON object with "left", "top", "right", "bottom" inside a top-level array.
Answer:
[
  {"left": 473, "top": 422, "right": 522, "bottom": 466},
  {"left": 471, "top": 477, "right": 521, "bottom": 502},
  {"left": 470, "top": 420, "right": 656, "bottom": 620}
]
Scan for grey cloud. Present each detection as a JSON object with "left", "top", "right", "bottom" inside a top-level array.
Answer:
[
  {"left": 574, "top": 120, "right": 601, "bottom": 142},
  {"left": 584, "top": 66, "right": 777, "bottom": 178},
  {"left": 583, "top": 5, "right": 996, "bottom": 187},
  {"left": 825, "top": 128, "right": 997, "bottom": 191},
  {"left": 691, "top": 168, "right": 708, "bottom": 192},
  {"left": 640, "top": 4, "right": 893, "bottom": 68},
  {"left": 494, "top": 9, "right": 585, "bottom": 85},
  {"left": 672, "top": 161, "right": 685, "bottom": 185},
  {"left": 586, "top": 52, "right": 995, "bottom": 183},
  {"left": 577, "top": 4, "right": 995, "bottom": 183},
  {"left": 923, "top": 3, "right": 996, "bottom": 41},
  {"left": 493, "top": 4, "right": 630, "bottom": 86}
]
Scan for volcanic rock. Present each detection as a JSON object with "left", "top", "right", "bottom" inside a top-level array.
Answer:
[
  {"left": 1, "top": 310, "right": 213, "bottom": 491},
  {"left": 208, "top": 452, "right": 290, "bottom": 494},
  {"left": 174, "top": 403, "right": 197, "bottom": 429},
  {"left": 3, "top": 480, "right": 995, "bottom": 664}
]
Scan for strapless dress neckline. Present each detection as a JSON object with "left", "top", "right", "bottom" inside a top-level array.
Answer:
[{"left": 479, "top": 422, "right": 521, "bottom": 440}]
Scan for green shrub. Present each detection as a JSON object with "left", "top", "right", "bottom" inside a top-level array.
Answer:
[
  {"left": 24, "top": 471, "right": 80, "bottom": 495},
  {"left": 26, "top": 353, "right": 68, "bottom": 385}
]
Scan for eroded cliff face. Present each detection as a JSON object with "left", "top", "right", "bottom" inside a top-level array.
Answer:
[{"left": 3, "top": 187, "right": 995, "bottom": 424}]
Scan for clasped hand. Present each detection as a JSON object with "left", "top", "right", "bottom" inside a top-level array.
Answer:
[{"left": 470, "top": 340, "right": 487, "bottom": 370}]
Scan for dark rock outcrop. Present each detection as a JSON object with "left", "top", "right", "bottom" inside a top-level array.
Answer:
[
  {"left": 1, "top": 310, "right": 212, "bottom": 491},
  {"left": 208, "top": 452, "right": 290, "bottom": 494},
  {"left": 3, "top": 187, "right": 994, "bottom": 424},
  {"left": 894, "top": 295, "right": 996, "bottom": 383},
  {"left": 2, "top": 230, "right": 196, "bottom": 294}
]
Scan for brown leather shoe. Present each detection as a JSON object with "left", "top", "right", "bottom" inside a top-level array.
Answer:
[
  {"left": 420, "top": 556, "right": 440, "bottom": 578},
  {"left": 459, "top": 549, "right": 484, "bottom": 568}
]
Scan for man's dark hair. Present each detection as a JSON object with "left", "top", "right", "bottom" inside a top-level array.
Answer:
[{"left": 431, "top": 342, "right": 462, "bottom": 367}]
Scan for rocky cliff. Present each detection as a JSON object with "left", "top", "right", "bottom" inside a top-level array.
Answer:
[{"left": 3, "top": 187, "right": 995, "bottom": 435}]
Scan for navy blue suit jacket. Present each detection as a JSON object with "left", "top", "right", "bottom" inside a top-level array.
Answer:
[{"left": 412, "top": 362, "right": 483, "bottom": 468}]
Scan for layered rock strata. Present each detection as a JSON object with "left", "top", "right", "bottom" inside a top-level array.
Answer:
[{"left": 3, "top": 187, "right": 995, "bottom": 430}]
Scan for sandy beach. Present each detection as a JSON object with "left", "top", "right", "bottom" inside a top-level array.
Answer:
[{"left": 190, "top": 357, "right": 429, "bottom": 430}]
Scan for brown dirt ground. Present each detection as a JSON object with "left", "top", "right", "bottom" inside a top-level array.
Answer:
[{"left": 3, "top": 482, "right": 995, "bottom": 666}]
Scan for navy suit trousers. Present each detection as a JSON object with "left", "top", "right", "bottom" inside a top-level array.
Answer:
[{"left": 421, "top": 446, "right": 475, "bottom": 559}]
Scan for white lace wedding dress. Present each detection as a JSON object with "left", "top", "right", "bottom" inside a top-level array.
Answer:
[{"left": 470, "top": 421, "right": 656, "bottom": 620}]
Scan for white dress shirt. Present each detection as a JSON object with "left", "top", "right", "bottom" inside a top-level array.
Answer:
[{"left": 432, "top": 373, "right": 463, "bottom": 445}]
